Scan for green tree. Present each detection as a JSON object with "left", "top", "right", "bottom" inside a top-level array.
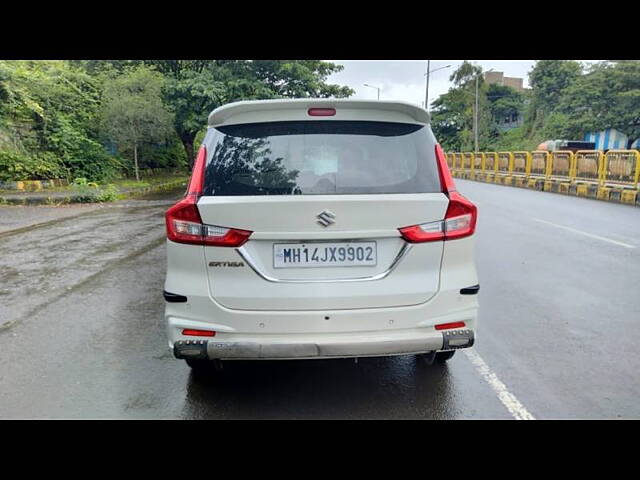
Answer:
[
  {"left": 146, "top": 60, "right": 354, "bottom": 165},
  {"left": 431, "top": 61, "right": 492, "bottom": 151},
  {"left": 100, "top": 66, "right": 174, "bottom": 181},
  {"left": 0, "top": 60, "right": 117, "bottom": 181},
  {"left": 557, "top": 61, "right": 640, "bottom": 142},
  {"left": 524, "top": 60, "right": 582, "bottom": 138}
]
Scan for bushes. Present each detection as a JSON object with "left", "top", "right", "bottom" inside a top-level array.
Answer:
[
  {"left": 70, "top": 178, "right": 120, "bottom": 203},
  {"left": 0, "top": 150, "right": 68, "bottom": 182}
]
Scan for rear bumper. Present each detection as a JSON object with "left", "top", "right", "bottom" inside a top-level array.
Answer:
[{"left": 172, "top": 328, "right": 475, "bottom": 361}]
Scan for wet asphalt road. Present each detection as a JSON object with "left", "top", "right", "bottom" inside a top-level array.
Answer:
[{"left": 0, "top": 181, "right": 639, "bottom": 419}]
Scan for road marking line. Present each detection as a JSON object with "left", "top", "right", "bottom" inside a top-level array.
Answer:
[
  {"left": 533, "top": 218, "right": 636, "bottom": 249},
  {"left": 463, "top": 349, "right": 536, "bottom": 420}
]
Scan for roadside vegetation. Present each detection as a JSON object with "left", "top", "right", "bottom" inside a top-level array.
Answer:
[
  {"left": 430, "top": 60, "right": 640, "bottom": 151},
  {"left": 0, "top": 60, "right": 354, "bottom": 191}
]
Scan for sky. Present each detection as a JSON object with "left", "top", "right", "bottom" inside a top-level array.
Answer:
[{"left": 325, "top": 60, "right": 539, "bottom": 107}]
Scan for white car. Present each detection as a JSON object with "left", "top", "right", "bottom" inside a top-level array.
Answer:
[{"left": 164, "top": 98, "right": 479, "bottom": 371}]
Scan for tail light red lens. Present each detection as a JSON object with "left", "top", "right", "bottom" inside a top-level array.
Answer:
[
  {"left": 398, "top": 145, "right": 477, "bottom": 243},
  {"left": 165, "top": 146, "right": 252, "bottom": 247},
  {"left": 182, "top": 329, "right": 216, "bottom": 337},
  {"left": 308, "top": 107, "right": 336, "bottom": 116},
  {"left": 435, "top": 143, "right": 456, "bottom": 194},
  {"left": 435, "top": 321, "right": 466, "bottom": 331}
]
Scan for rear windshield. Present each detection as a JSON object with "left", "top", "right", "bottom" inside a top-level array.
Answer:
[{"left": 202, "top": 120, "right": 440, "bottom": 196}]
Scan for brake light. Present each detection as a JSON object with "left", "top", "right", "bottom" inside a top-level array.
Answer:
[
  {"left": 182, "top": 329, "right": 216, "bottom": 337},
  {"left": 165, "top": 146, "right": 253, "bottom": 247},
  {"left": 398, "top": 145, "right": 477, "bottom": 243},
  {"left": 308, "top": 107, "right": 336, "bottom": 116}
]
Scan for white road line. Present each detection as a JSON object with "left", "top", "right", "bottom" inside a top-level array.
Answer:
[
  {"left": 463, "top": 349, "right": 536, "bottom": 420},
  {"left": 533, "top": 218, "right": 636, "bottom": 249}
]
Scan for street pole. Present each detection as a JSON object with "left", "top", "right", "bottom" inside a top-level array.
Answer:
[
  {"left": 424, "top": 62, "right": 451, "bottom": 112},
  {"left": 425, "top": 60, "right": 430, "bottom": 111},
  {"left": 364, "top": 84, "right": 381, "bottom": 100},
  {"left": 474, "top": 74, "right": 479, "bottom": 152}
]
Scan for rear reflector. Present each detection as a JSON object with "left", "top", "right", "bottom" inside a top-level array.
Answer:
[
  {"left": 308, "top": 108, "right": 336, "bottom": 116},
  {"left": 182, "top": 329, "right": 216, "bottom": 337},
  {"left": 435, "top": 322, "right": 466, "bottom": 331}
]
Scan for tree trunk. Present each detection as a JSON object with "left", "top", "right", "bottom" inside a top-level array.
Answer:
[
  {"left": 180, "top": 132, "right": 196, "bottom": 168},
  {"left": 134, "top": 142, "right": 140, "bottom": 182}
]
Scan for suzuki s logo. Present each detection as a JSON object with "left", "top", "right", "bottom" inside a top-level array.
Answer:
[{"left": 316, "top": 210, "right": 336, "bottom": 227}]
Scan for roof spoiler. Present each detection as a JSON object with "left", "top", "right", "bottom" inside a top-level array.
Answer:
[{"left": 208, "top": 99, "right": 431, "bottom": 127}]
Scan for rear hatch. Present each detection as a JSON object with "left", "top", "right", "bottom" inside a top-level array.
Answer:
[{"left": 197, "top": 103, "right": 448, "bottom": 311}]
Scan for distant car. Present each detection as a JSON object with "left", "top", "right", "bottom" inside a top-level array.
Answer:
[{"left": 163, "top": 99, "right": 479, "bottom": 371}]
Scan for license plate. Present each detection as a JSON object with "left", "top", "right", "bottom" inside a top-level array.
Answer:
[{"left": 274, "top": 242, "right": 377, "bottom": 268}]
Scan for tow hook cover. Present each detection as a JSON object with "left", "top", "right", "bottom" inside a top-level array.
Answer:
[
  {"left": 442, "top": 329, "right": 474, "bottom": 349},
  {"left": 174, "top": 340, "right": 208, "bottom": 359}
]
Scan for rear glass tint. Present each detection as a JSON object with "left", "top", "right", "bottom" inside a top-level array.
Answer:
[{"left": 202, "top": 121, "right": 440, "bottom": 196}]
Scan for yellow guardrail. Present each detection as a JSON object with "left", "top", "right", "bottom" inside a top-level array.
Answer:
[
  {"left": 462, "top": 152, "right": 473, "bottom": 170},
  {"left": 453, "top": 152, "right": 463, "bottom": 170},
  {"left": 446, "top": 149, "right": 640, "bottom": 192},
  {"left": 512, "top": 151, "right": 531, "bottom": 176},
  {"left": 445, "top": 152, "right": 453, "bottom": 169},
  {"left": 550, "top": 151, "right": 574, "bottom": 180},
  {"left": 530, "top": 151, "right": 551, "bottom": 177},
  {"left": 472, "top": 152, "right": 485, "bottom": 171},
  {"left": 603, "top": 150, "right": 640, "bottom": 187},
  {"left": 484, "top": 152, "right": 498, "bottom": 174},
  {"left": 497, "top": 152, "right": 513, "bottom": 175},
  {"left": 574, "top": 150, "right": 603, "bottom": 183}
]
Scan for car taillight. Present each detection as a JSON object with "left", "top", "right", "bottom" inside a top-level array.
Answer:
[
  {"left": 308, "top": 107, "right": 336, "bottom": 116},
  {"left": 182, "top": 329, "right": 216, "bottom": 337},
  {"left": 398, "top": 145, "right": 477, "bottom": 243},
  {"left": 165, "top": 146, "right": 252, "bottom": 247},
  {"left": 435, "top": 321, "right": 466, "bottom": 331}
]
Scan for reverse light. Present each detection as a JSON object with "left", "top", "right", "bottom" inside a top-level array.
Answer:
[
  {"left": 398, "top": 145, "right": 477, "bottom": 243},
  {"left": 182, "top": 329, "right": 216, "bottom": 337},
  {"left": 165, "top": 146, "right": 253, "bottom": 247},
  {"left": 435, "top": 321, "right": 466, "bottom": 331}
]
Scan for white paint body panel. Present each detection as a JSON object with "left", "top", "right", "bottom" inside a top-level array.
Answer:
[
  {"left": 164, "top": 99, "right": 478, "bottom": 360},
  {"left": 208, "top": 98, "right": 431, "bottom": 127},
  {"left": 197, "top": 193, "right": 448, "bottom": 310}
]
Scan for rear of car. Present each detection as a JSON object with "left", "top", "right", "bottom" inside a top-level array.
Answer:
[{"left": 163, "top": 99, "right": 479, "bottom": 366}]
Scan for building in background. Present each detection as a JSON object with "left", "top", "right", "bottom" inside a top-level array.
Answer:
[
  {"left": 583, "top": 129, "right": 640, "bottom": 151},
  {"left": 483, "top": 71, "right": 525, "bottom": 92}
]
